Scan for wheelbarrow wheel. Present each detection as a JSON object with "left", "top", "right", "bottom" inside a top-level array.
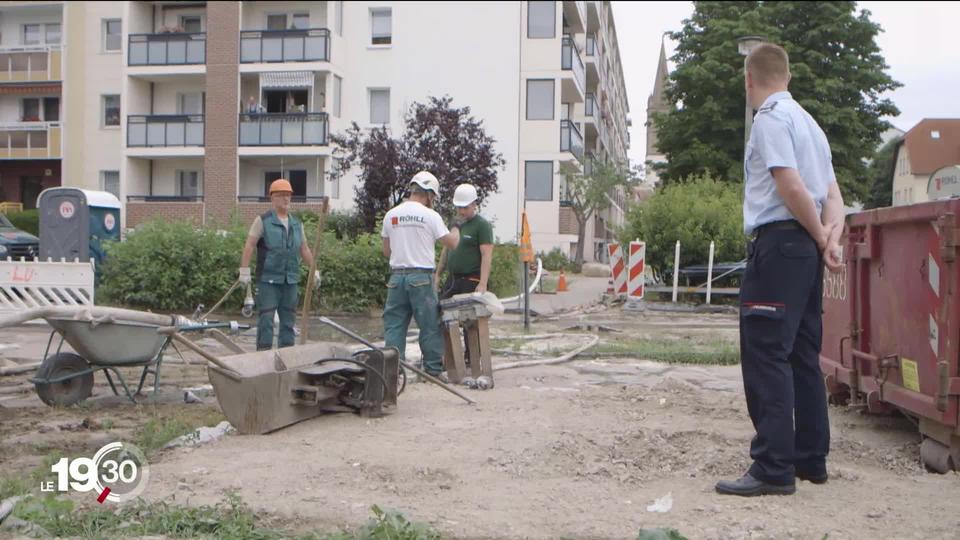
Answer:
[{"left": 35, "top": 352, "right": 94, "bottom": 407}]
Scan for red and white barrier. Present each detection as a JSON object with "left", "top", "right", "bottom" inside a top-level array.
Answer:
[
  {"left": 607, "top": 243, "right": 627, "bottom": 297},
  {"left": 628, "top": 240, "right": 645, "bottom": 300}
]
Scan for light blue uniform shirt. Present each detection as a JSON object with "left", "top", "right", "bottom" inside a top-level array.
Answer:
[{"left": 743, "top": 91, "right": 836, "bottom": 235}]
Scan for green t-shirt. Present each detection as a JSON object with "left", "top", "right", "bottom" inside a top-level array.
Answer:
[{"left": 447, "top": 214, "right": 494, "bottom": 276}]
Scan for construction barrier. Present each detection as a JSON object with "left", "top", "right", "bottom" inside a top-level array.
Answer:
[
  {"left": 607, "top": 243, "right": 627, "bottom": 297},
  {"left": 0, "top": 258, "right": 95, "bottom": 316},
  {"left": 627, "top": 240, "right": 645, "bottom": 300}
]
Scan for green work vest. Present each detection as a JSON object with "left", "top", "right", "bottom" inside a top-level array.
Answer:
[{"left": 256, "top": 211, "right": 303, "bottom": 285}]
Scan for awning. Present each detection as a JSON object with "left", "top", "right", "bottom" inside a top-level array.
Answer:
[
  {"left": 0, "top": 83, "right": 61, "bottom": 95},
  {"left": 259, "top": 71, "right": 314, "bottom": 89}
]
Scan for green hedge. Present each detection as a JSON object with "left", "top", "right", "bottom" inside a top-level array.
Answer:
[{"left": 4, "top": 210, "right": 39, "bottom": 236}]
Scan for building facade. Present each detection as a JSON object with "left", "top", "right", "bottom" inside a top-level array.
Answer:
[
  {"left": 892, "top": 119, "right": 960, "bottom": 207},
  {"left": 0, "top": 1, "right": 631, "bottom": 262}
]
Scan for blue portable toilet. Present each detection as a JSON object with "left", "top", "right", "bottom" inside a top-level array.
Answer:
[{"left": 38, "top": 188, "right": 122, "bottom": 276}]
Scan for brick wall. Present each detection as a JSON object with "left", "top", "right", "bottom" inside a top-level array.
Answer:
[
  {"left": 0, "top": 160, "right": 61, "bottom": 207},
  {"left": 237, "top": 201, "right": 329, "bottom": 225},
  {"left": 203, "top": 1, "right": 240, "bottom": 226},
  {"left": 126, "top": 202, "right": 204, "bottom": 228},
  {"left": 559, "top": 206, "right": 578, "bottom": 235}
]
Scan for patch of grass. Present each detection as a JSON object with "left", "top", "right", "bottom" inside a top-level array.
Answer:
[
  {"left": 308, "top": 505, "right": 441, "bottom": 540},
  {"left": 592, "top": 337, "right": 739, "bottom": 366},
  {"left": 133, "top": 406, "right": 225, "bottom": 456},
  {"left": 490, "top": 338, "right": 527, "bottom": 352},
  {"left": 637, "top": 528, "right": 688, "bottom": 540}
]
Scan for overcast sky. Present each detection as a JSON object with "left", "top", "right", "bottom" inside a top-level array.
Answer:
[{"left": 612, "top": 1, "right": 960, "bottom": 167}]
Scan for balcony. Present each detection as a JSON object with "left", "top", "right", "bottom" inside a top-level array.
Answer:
[
  {"left": 0, "top": 122, "right": 61, "bottom": 159},
  {"left": 238, "top": 195, "right": 325, "bottom": 203},
  {"left": 127, "top": 115, "right": 205, "bottom": 147},
  {"left": 561, "top": 36, "right": 585, "bottom": 100},
  {"left": 562, "top": 1, "right": 586, "bottom": 33},
  {"left": 127, "top": 195, "right": 204, "bottom": 202},
  {"left": 240, "top": 29, "right": 330, "bottom": 64},
  {"left": 128, "top": 33, "right": 206, "bottom": 66},
  {"left": 239, "top": 113, "right": 328, "bottom": 146},
  {"left": 560, "top": 119, "right": 584, "bottom": 163},
  {"left": 0, "top": 46, "right": 62, "bottom": 83}
]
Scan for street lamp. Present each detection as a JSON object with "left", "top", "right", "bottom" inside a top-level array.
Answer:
[{"left": 737, "top": 35, "right": 766, "bottom": 150}]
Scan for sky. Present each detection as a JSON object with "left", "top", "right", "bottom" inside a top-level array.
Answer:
[{"left": 612, "top": 1, "right": 960, "bottom": 168}]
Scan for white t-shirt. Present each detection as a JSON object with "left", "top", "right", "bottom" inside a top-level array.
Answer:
[{"left": 380, "top": 201, "right": 449, "bottom": 269}]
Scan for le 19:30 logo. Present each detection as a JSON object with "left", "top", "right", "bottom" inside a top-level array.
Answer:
[{"left": 42, "top": 442, "right": 150, "bottom": 503}]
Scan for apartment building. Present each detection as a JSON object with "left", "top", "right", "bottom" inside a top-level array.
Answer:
[
  {"left": 1, "top": 1, "right": 631, "bottom": 262},
  {"left": 892, "top": 119, "right": 960, "bottom": 207}
]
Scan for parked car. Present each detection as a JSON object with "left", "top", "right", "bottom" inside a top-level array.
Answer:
[{"left": 0, "top": 213, "right": 39, "bottom": 260}]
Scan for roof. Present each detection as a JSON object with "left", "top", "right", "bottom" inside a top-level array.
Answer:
[
  {"left": 38, "top": 188, "right": 121, "bottom": 209},
  {"left": 900, "top": 119, "right": 960, "bottom": 175},
  {"left": 260, "top": 71, "right": 314, "bottom": 89}
]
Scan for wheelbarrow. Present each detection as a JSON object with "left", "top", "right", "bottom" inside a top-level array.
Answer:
[{"left": 0, "top": 306, "right": 245, "bottom": 407}]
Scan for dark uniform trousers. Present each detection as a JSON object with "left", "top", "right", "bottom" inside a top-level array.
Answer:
[{"left": 740, "top": 220, "right": 830, "bottom": 485}]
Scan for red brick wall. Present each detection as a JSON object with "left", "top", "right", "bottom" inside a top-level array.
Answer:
[
  {"left": 126, "top": 202, "right": 204, "bottom": 228},
  {"left": 0, "top": 160, "right": 61, "bottom": 207},
  {"left": 203, "top": 1, "right": 240, "bottom": 226},
  {"left": 237, "top": 201, "right": 329, "bottom": 225},
  {"left": 559, "top": 206, "right": 578, "bottom": 235}
]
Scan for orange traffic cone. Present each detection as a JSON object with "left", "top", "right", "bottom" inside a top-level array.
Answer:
[{"left": 557, "top": 269, "right": 568, "bottom": 292}]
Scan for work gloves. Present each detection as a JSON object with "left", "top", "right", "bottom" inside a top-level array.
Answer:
[{"left": 238, "top": 267, "right": 252, "bottom": 284}]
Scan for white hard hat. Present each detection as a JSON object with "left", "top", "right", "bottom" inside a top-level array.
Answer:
[
  {"left": 410, "top": 171, "right": 440, "bottom": 198},
  {"left": 452, "top": 183, "right": 478, "bottom": 207}
]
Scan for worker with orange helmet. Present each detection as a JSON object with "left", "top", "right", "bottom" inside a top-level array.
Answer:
[{"left": 239, "top": 178, "right": 320, "bottom": 350}]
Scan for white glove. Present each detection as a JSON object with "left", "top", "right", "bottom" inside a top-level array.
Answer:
[
  {"left": 238, "top": 267, "right": 251, "bottom": 284},
  {"left": 313, "top": 270, "right": 322, "bottom": 289}
]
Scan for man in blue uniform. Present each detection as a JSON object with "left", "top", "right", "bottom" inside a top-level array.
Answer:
[{"left": 716, "top": 43, "right": 845, "bottom": 497}]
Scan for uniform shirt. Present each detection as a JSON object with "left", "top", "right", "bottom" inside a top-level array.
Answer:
[
  {"left": 247, "top": 214, "right": 305, "bottom": 241},
  {"left": 380, "top": 201, "right": 449, "bottom": 270},
  {"left": 447, "top": 214, "right": 494, "bottom": 276},
  {"left": 743, "top": 91, "right": 836, "bottom": 235}
]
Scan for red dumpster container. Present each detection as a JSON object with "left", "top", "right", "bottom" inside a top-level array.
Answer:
[{"left": 821, "top": 200, "right": 960, "bottom": 472}]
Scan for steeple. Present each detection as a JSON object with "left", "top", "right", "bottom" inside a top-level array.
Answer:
[{"left": 646, "top": 36, "right": 670, "bottom": 157}]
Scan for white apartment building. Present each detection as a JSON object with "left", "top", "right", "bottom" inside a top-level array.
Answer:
[{"left": 0, "top": 1, "right": 631, "bottom": 262}]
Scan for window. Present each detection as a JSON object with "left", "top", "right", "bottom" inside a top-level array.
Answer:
[
  {"left": 526, "top": 79, "right": 554, "bottom": 120},
  {"left": 178, "top": 92, "right": 204, "bottom": 114},
  {"left": 371, "top": 8, "right": 392, "bottom": 45},
  {"left": 23, "top": 24, "right": 41, "bottom": 45},
  {"left": 369, "top": 88, "right": 389, "bottom": 124},
  {"left": 103, "top": 19, "right": 121, "bottom": 51},
  {"left": 21, "top": 98, "right": 40, "bottom": 122},
  {"left": 335, "top": 1, "right": 344, "bottom": 36},
  {"left": 45, "top": 23, "right": 61, "bottom": 45},
  {"left": 43, "top": 97, "right": 59, "bottom": 122},
  {"left": 525, "top": 161, "right": 553, "bottom": 201},
  {"left": 177, "top": 171, "right": 202, "bottom": 197},
  {"left": 263, "top": 171, "right": 306, "bottom": 197},
  {"left": 180, "top": 16, "right": 202, "bottom": 33},
  {"left": 527, "top": 1, "right": 556, "bottom": 39},
  {"left": 267, "top": 14, "right": 287, "bottom": 30},
  {"left": 100, "top": 171, "right": 120, "bottom": 198},
  {"left": 102, "top": 95, "right": 120, "bottom": 127},
  {"left": 292, "top": 13, "right": 310, "bottom": 29},
  {"left": 333, "top": 75, "right": 342, "bottom": 118},
  {"left": 931, "top": 130, "right": 941, "bottom": 140}
]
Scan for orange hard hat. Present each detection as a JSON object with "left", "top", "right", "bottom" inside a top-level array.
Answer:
[{"left": 269, "top": 179, "right": 293, "bottom": 195}]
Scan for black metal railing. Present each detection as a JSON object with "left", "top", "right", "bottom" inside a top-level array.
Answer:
[
  {"left": 561, "top": 36, "right": 585, "bottom": 92},
  {"left": 128, "top": 33, "right": 206, "bottom": 66},
  {"left": 127, "top": 195, "right": 204, "bottom": 202},
  {"left": 560, "top": 119, "right": 584, "bottom": 162},
  {"left": 238, "top": 112, "right": 328, "bottom": 146},
  {"left": 238, "top": 195, "right": 325, "bottom": 203},
  {"left": 127, "top": 115, "right": 204, "bottom": 147},
  {"left": 240, "top": 28, "right": 330, "bottom": 63}
]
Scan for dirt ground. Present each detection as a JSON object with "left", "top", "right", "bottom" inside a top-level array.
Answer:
[{"left": 2, "top": 306, "right": 959, "bottom": 539}]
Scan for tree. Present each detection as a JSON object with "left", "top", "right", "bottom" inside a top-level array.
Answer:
[
  {"left": 864, "top": 137, "right": 901, "bottom": 209},
  {"left": 557, "top": 159, "right": 633, "bottom": 265},
  {"left": 330, "top": 96, "right": 505, "bottom": 231},
  {"left": 652, "top": 1, "right": 900, "bottom": 202}
]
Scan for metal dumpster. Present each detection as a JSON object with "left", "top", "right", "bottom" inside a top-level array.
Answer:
[{"left": 821, "top": 200, "right": 960, "bottom": 472}]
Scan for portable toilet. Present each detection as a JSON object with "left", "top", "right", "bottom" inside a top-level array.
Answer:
[{"left": 38, "top": 188, "right": 122, "bottom": 272}]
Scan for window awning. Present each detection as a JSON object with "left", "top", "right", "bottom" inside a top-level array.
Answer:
[
  {"left": 259, "top": 71, "right": 313, "bottom": 89},
  {"left": 0, "top": 83, "right": 61, "bottom": 95}
]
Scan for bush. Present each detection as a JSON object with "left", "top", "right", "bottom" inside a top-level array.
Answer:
[
  {"left": 305, "top": 232, "right": 391, "bottom": 313},
  {"left": 325, "top": 210, "right": 364, "bottom": 240},
  {"left": 621, "top": 175, "right": 745, "bottom": 279},
  {"left": 539, "top": 247, "right": 569, "bottom": 272},
  {"left": 4, "top": 209, "right": 39, "bottom": 236},
  {"left": 489, "top": 243, "right": 522, "bottom": 298}
]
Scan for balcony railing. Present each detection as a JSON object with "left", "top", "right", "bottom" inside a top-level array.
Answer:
[
  {"left": 585, "top": 93, "right": 597, "bottom": 119},
  {"left": 561, "top": 36, "right": 585, "bottom": 93},
  {"left": 239, "top": 112, "right": 328, "bottom": 146},
  {"left": 0, "top": 45, "right": 62, "bottom": 82},
  {"left": 560, "top": 119, "right": 584, "bottom": 162},
  {"left": 238, "top": 195, "right": 325, "bottom": 203},
  {"left": 240, "top": 28, "right": 330, "bottom": 63},
  {"left": 128, "top": 33, "right": 206, "bottom": 66},
  {"left": 127, "top": 195, "right": 204, "bottom": 202},
  {"left": 0, "top": 122, "right": 61, "bottom": 159},
  {"left": 127, "top": 115, "right": 205, "bottom": 147}
]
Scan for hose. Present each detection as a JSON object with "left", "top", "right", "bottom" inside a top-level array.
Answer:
[
  {"left": 202, "top": 280, "right": 254, "bottom": 321},
  {"left": 492, "top": 334, "right": 599, "bottom": 371}
]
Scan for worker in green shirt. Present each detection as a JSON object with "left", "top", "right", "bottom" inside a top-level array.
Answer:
[{"left": 437, "top": 183, "right": 494, "bottom": 299}]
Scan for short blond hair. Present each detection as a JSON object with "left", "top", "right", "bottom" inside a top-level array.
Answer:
[{"left": 745, "top": 43, "right": 790, "bottom": 87}]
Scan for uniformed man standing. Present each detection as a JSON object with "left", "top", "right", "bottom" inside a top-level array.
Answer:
[
  {"left": 381, "top": 172, "right": 460, "bottom": 377},
  {"left": 716, "top": 43, "right": 845, "bottom": 497},
  {"left": 437, "top": 183, "right": 494, "bottom": 298},
  {"left": 238, "top": 179, "right": 319, "bottom": 351}
]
